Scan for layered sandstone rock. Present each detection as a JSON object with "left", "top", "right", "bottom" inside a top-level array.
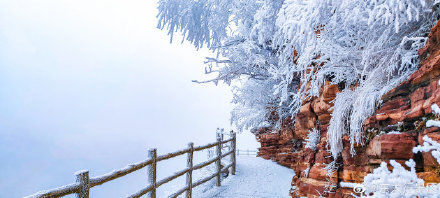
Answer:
[
  {"left": 254, "top": 21, "right": 440, "bottom": 197},
  {"left": 254, "top": 80, "right": 342, "bottom": 197}
]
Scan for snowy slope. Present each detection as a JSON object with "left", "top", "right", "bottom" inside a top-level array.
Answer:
[{"left": 194, "top": 156, "right": 294, "bottom": 198}]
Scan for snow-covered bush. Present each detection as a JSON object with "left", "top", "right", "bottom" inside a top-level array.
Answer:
[
  {"left": 305, "top": 128, "right": 320, "bottom": 151},
  {"left": 341, "top": 103, "right": 440, "bottom": 197},
  {"left": 363, "top": 160, "right": 424, "bottom": 197},
  {"left": 342, "top": 160, "right": 440, "bottom": 197},
  {"left": 344, "top": 126, "right": 440, "bottom": 196},
  {"left": 157, "top": 0, "right": 440, "bottom": 158}
]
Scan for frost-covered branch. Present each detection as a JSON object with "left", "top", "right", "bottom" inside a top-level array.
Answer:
[{"left": 305, "top": 128, "right": 320, "bottom": 151}]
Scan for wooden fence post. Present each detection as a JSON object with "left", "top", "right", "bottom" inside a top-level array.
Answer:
[
  {"left": 76, "top": 171, "right": 89, "bottom": 198},
  {"left": 148, "top": 148, "right": 157, "bottom": 198},
  {"left": 216, "top": 133, "right": 222, "bottom": 186},
  {"left": 231, "top": 131, "right": 236, "bottom": 175},
  {"left": 186, "top": 143, "right": 194, "bottom": 198}
]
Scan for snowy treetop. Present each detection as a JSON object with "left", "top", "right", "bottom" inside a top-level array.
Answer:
[{"left": 157, "top": 0, "right": 440, "bottom": 158}]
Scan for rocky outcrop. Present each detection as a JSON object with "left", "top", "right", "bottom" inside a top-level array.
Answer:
[
  {"left": 254, "top": 80, "right": 342, "bottom": 197},
  {"left": 254, "top": 20, "right": 440, "bottom": 197}
]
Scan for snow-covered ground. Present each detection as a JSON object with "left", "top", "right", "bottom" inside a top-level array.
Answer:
[{"left": 193, "top": 156, "right": 294, "bottom": 198}]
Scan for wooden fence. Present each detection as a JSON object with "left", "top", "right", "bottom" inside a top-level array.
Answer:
[{"left": 26, "top": 132, "right": 236, "bottom": 198}]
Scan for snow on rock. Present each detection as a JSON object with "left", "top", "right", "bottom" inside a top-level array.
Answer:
[
  {"left": 426, "top": 120, "right": 440, "bottom": 128},
  {"left": 431, "top": 103, "right": 440, "bottom": 115},
  {"left": 413, "top": 104, "right": 440, "bottom": 164},
  {"left": 414, "top": 136, "right": 440, "bottom": 166}
]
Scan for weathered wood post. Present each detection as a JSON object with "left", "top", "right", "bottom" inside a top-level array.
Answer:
[
  {"left": 186, "top": 143, "right": 194, "bottom": 198},
  {"left": 148, "top": 148, "right": 157, "bottom": 198},
  {"left": 76, "top": 170, "right": 89, "bottom": 198},
  {"left": 231, "top": 131, "right": 236, "bottom": 175},
  {"left": 216, "top": 132, "right": 222, "bottom": 186}
]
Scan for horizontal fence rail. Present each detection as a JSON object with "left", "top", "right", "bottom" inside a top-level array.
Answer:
[
  {"left": 236, "top": 149, "right": 258, "bottom": 156},
  {"left": 26, "top": 132, "right": 237, "bottom": 198}
]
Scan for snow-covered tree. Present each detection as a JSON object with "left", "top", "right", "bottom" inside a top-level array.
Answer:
[{"left": 157, "top": 0, "right": 440, "bottom": 158}]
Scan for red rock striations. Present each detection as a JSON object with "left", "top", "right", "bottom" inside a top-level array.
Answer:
[{"left": 254, "top": 21, "right": 440, "bottom": 197}]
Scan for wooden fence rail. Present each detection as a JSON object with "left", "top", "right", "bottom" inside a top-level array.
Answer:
[
  {"left": 26, "top": 132, "right": 237, "bottom": 198},
  {"left": 236, "top": 149, "right": 258, "bottom": 156}
]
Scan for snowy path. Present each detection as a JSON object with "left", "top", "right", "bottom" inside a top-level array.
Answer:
[{"left": 195, "top": 156, "right": 294, "bottom": 198}]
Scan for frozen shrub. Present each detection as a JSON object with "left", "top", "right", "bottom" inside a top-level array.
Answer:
[
  {"left": 305, "top": 128, "right": 320, "bottom": 151},
  {"left": 343, "top": 160, "right": 440, "bottom": 197}
]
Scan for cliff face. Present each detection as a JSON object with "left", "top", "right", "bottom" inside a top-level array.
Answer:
[{"left": 254, "top": 21, "right": 440, "bottom": 197}]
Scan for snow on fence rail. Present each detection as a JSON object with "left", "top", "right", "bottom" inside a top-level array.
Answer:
[
  {"left": 207, "top": 148, "right": 256, "bottom": 158},
  {"left": 26, "top": 132, "right": 237, "bottom": 198},
  {"left": 236, "top": 149, "right": 257, "bottom": 156}
]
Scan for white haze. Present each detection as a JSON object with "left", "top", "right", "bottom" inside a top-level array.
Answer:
[{"left": 0, "top": 0, "right": 259, "bottom": 197}]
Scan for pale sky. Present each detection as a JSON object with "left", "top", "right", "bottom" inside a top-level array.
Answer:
[{"left": 0, "top": 0, "right": 259, "bottom": 197}]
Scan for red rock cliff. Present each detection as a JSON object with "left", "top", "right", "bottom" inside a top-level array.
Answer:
[{"left": 254, "top": 21, "right": 440, "bottom": 197}]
